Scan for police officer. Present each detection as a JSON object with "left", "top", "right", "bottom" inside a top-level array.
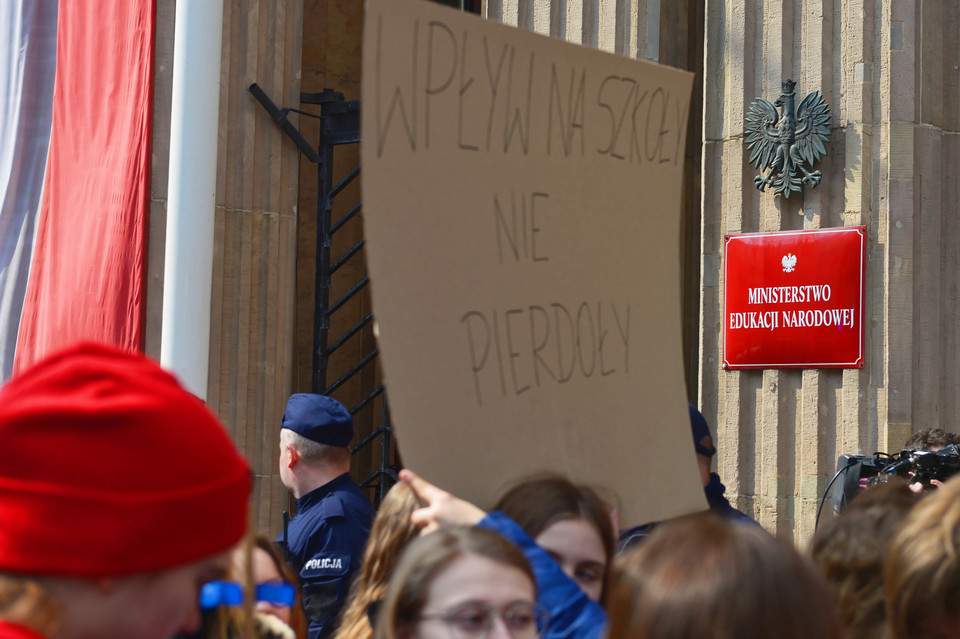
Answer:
[
  {"left": 617, "top": 403, "right": 760, "bottom": 552},
  {"left": 278, "top": 393, "right": 375, "bottom": 639}
]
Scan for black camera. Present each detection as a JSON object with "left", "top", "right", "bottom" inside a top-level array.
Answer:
[
  {"left": 826, "top": 444, "right": 960, "bottom": 514},
  {"left": 827, "top": 453, "right": 884, "bottom": 514},
  {"left": 880, "top": 444, "right": 960, "bottom": 487}
]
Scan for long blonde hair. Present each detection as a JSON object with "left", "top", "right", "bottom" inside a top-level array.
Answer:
[
  {"left": 885, "top": 475, "right": 960, "bottom": 639},
  {"left": 0, "top": 575, "right": 59, "bottom": 637},
  {"left": 334, "top": 482, "right": 421, "bottom": 639}
]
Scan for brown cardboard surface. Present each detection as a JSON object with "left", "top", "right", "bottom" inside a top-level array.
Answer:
[{"left": 361, "top": 0, "right": 706, "bottom": 527}]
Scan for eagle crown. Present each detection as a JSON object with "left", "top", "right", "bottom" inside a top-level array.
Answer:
[
  {"left": 775, "top": 79, "right": 797, "bottom": 110},
  {"left": 745, "top": 79, "right": 831, "bottom": 200}
]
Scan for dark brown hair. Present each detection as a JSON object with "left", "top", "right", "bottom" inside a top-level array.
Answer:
[
  {"left": 607, "top": 512, "right": 843, "bottom": 639},
  {"left": 902, "top": 427, "right": 960, "bottom": 451},
  {"left": 493, "top": 474, "right": 614, "bottom": 599},
  {"left": 810, "top": 479, "right": 919, "bottom": 639}
]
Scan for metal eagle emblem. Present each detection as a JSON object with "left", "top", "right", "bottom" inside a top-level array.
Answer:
[{"left": 745, "top": 79, "right": 831, "bottom": 198}]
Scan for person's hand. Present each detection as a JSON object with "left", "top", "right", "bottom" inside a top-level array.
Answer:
[
  {"left": 909, "top": 478, "right": 944, "bottom": 493},
  {"left": 399, "top": 469, "right": 485, "bottom": 534}
]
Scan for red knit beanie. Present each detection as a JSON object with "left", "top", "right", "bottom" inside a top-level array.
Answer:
[{"left": 0, "top": 342, "right": 251, "bottom": 577}]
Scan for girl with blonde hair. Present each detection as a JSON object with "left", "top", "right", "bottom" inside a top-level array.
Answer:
[{"left": 334, "top": 481, "right": 421, "bottom": 639}]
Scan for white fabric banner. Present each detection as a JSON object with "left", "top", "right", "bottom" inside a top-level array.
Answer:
[{"left": 0, "top": 0, "right": 57, "bottom": 381}]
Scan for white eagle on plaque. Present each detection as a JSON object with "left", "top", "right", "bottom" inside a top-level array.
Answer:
[{"left": 782, "top": 253, "right": 797, "bottom": 273}]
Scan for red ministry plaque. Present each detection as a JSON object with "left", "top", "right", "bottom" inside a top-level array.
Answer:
[{"left": 723, "top": 226, "right": 865, "bottom": 369}]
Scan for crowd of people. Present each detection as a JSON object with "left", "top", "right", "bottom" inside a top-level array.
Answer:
[{"left": 2, "top": 344, "right": 960, "bottom": 638}]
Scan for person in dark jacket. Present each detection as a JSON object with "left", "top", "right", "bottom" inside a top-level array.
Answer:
[
  {"left": 687, "top": 403, "right": 758, "bottom": 525},
  {"left": 618, "top": 403, "right": 759, "bottom": 552},
  {"left": 278, "top": 394, "right": 375, "bottom": 639}
]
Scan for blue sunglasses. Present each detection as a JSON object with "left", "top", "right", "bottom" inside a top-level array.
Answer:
[{"left": 199, "top": 580, "right": 296, "bottom": 609}]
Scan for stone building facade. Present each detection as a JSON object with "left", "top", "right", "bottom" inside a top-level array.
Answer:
[
  {"left": 146, "top": 1, "right": 960, "bottom": 542},
  {"left": 696, "top": 0, "right": 960, "bottom": 541}
]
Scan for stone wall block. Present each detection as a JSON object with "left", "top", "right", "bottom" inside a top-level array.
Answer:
[
  {"left": 796, "top": 369, "right": 822, "bottom": 545},
  {"left": 565, "top": 0, "right": 584, "bottom": 44},
  {"left": 720, "top": 0, "right": 751, "bottom": 142},
  {"left": 940, "top": 138, "right": 960, "bottom": 430},
  {"left": 757, "top": 368, "right": 785, "bottom": 533},
  {"left": 798, "top": 0, "right": 832, "bottom": 229},
  {"left": 885, "top": 172, "right": 913, "bottom": 427},
  {"left": 919, "top": 1, "right": 943, "bottom": 128},
  {"left": 598, "top": 0, "right": 617, "bottom": 51},
  {"left": 532, "top": 0, "right": 551, "bottom": 35},
  {"left": 913, "top": 127, "right": 942, "bottom": 428},
  {"left": 888, "top": 0, "right": 916, "bottom": 122},
  {"left": 614, "top": 0, "right": 639, "bottom": 57},
  {"left": 699, "top": 139, "right": 725, "bottom": 408},
  {"left": 941, "top": 8, "right": 960, "bottom": 131}
]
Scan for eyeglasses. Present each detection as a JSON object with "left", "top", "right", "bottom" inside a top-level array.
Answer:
[
  {"left": 199, "top": 580, "right": 297, "bottom": 609},
  {"left": 418, "top": 602, "right": 549, "bottom": 639}
]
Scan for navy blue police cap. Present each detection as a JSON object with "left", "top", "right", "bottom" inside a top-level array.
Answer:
[
  {"left": 281, "top": 393, "right": 354, "bottom": 447},
  {"left": 689, "top": 403, "right": 717, "bottom": 457}
]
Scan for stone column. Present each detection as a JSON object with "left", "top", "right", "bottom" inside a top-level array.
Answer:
[{"left": 149, "top": 0, "right": 303, "bottom": 535}]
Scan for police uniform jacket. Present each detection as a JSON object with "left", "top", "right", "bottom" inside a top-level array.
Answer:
[{"left": 282, "top": 473, "right": 375, "bottom": 639}]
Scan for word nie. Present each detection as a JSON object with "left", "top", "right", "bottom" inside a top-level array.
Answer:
[{"left": 495, "top": 191, "right": 549, "bottom": 264}]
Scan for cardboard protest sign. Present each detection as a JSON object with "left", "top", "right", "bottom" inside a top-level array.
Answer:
[{"left": 361, "top": 0, "right": 705, "bottom": 526}]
